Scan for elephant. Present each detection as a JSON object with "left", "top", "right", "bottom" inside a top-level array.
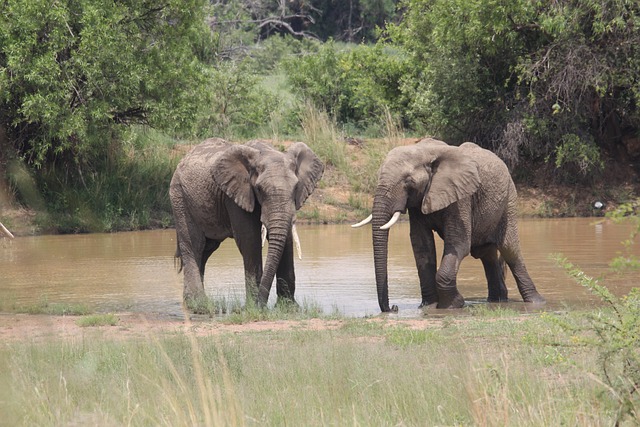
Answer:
[
  {"left": 169, "top": 138, "right": 324, "bottom": 308},
  {"left": 353, "top": 138, "right": 545, "bottom": 311}
]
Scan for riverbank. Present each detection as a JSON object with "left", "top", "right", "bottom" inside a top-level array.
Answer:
[{"left": 1, "top": 137, "right": 639, "bottom": 236}]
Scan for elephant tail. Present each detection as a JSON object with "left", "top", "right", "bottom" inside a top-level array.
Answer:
[{"left": 174, "top": 245, "right": 183, "bottom": 273}]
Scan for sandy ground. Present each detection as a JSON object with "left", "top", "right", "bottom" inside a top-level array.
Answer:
[{"left": 0, "top": 312, "right": 455, "bottom": 343}]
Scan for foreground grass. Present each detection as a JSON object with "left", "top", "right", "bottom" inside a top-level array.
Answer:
[{"left": 0, "top": 312, "right": 620, "bottom": 426}]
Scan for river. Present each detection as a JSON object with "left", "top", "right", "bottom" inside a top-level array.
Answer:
[{"left": 1, "top": 218, "right": 638, "bottom": 318}]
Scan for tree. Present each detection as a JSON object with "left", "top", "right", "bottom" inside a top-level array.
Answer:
[
  {"left": 386, "top": 0, "right": 640, "bottom": 174},
  {"left": 0, "top": 0, "right": 211, "bottom": 168}
]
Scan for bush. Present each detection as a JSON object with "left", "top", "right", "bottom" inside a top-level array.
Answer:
[{"left": 284, "top": 41, "right": 410, "bottom": 129}]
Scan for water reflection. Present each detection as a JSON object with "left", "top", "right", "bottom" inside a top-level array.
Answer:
[{"left": 0, "top": 218, "right": 638, "bottom": 317}]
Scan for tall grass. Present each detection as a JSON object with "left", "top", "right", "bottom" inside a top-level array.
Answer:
[
  {"left": 0, "top": 314, "right": 623, "bottom": 426},
  {"left": 36, "top": 127, "right": 181, "bottom": 233},
  {"left": 299, "top": 102, "right": 347, "bottom": 170}
]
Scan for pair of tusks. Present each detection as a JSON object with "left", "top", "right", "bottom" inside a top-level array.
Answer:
[
  {"left": 351, "top": 211, "right": 401, "bottom": 230},
  {"left": 261, "top": 224, "right": 303, "bottom": 260},
  {"left": 0, "top": 222, "right": 14, "bottom": 239}
]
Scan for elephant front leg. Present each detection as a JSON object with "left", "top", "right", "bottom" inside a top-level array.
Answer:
[
  {"left": 435, "top": 250, "right": 465, "bottom": 309},
  {"left": 409, "top": 210, "right": 438, "bottom": 307},
  {"left": 232, "top": 230, "right": 263, "bottom": 306},
  {"left": 275, "top": 234, "right": 298, "bottom": 307}
]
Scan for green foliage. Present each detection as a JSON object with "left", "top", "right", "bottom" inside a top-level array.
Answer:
[
  {"left": 201, "top": 59, "right": 285, "bottom": 139},
  {"left": 284, "top": 41, "right": 410, "bottom": 129},
  {"left": 36, "top": 127, "right": 179, "bottom": 233},
  {"left": 552, "top": 133, "right": 604, "bottom": 175},
  {"left": 385, "top": 0, "right": 639, "bottom": 175},
  {"left": 0, "top": 0, "right": 210, "bottom": 167},
  {"left": 552, "top": 203, "right": 640, "bottom": 423}
]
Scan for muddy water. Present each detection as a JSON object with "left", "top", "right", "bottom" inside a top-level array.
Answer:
[{"left": 1, "top": 218, "right": 638, "bottom": 317}]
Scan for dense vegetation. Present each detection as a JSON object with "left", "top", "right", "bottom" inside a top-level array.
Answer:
[{"left": 0, "top": 0, "right": 638, "bottom": 232}]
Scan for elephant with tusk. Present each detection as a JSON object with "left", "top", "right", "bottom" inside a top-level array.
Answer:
[
  {"left": 170, "top": 138, "right": 324, "bottom": 309},
  {"left": 354, "top": 138, "right": 545, "bottom": 312}
]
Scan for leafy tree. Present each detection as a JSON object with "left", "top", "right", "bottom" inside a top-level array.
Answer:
[
  {"left": 284, "top": 41, "right": 409, "bottom": 128},
  {"left": 0, "top": 0, "right": 211, "bottom": 168},
  {"left": 386, "top": 0, "right": 639, "bottom": 175}
]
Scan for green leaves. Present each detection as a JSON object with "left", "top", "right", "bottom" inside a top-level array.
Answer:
[{"left": 0, "top": 0, "right": 210, "bottom": 166}]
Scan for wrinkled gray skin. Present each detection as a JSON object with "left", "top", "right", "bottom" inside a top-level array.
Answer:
[
  {"left": 169, "top": 138, "right": 324, "bottom": 308},
  {"left": 368, "top": 138, "right": 545, "bottom": 311}
]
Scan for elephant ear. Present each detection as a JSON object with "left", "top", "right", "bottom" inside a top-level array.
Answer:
[
  {"left": 287, "top": 142, "right": 325, "bottom": 209},
  {"left": 212, "top": 145, "right": 259, "bottom": 212},
  {"left": 421, "top": 147, "right": 481, "bottom": 214}
]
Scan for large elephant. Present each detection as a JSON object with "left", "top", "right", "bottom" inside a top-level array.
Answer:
[
  {"left": 170, "top": 138, "right": 324, "bottom": 308},
  {"left": 353, "top": 138, "right": 545, "bottom": 311}
]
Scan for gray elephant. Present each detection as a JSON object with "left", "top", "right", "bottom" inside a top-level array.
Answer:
[
  {"left": 170, "top": 138, "right": 324, "bottom": 308},
  {"left": 353, "top": 138, "right": 545, "bottom": 311}
]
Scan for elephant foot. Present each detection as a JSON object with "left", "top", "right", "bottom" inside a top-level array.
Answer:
[
  {"left": 523, "top": 292, "right": 546, "bottom": 304},
  {"left": 487, "top": 295, "right": 509, "bottom": 303},
  {"left": 436, "top": 292, "right": 465, "bottom": 309}
]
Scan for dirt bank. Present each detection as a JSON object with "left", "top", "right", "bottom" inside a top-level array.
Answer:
[{"left": 0, "top": 312, "right": 467, "bottom": 343}]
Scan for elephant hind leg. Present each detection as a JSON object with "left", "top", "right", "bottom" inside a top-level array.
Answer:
[
  {"left": 473, "top": 244, "right": 508, "bottom": 302},
  {"left": 499, "top": 232, "right": 545, "bottom": 304}
]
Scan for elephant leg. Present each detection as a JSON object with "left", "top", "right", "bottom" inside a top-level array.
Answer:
[
  {"left": 499, "top": 224, "right": 545, "bottom": 304},
  {"left": 228, "top": 205, "right": 263, "bottom": 306},
  {"left": 408, "top": 209, "right": 438, "bottom": 307},
  {"left": 200, "top": 238, "right": 222, "bottom": 278},
  {"left": 435, "top": 253, "right": 465, "bottom": 308},
  {"left": 275, "top": 233, "right": 297, "bottom": 305},
  {"left": 472, "top": 244, "right": 508, "bottom": 302},
  {"left": 179, "top": 233, "right": 208, "bottom": 302}
]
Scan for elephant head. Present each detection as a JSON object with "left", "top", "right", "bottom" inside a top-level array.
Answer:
[
  {"left": 212, "top": 141, "right": 324, "bottom": 304},
  {"left": 354, "top": 139, "right": 480, "bottom": 312}
]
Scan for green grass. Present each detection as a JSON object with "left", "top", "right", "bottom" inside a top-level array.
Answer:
[
  {"left": 3, "top": 299, "right": 91, "bottom": 316},
  {"left": 0, "top": 312, "right": 624, "bottom": 426},
  {"left": 76, "top": 314, "right": 119, "bottom": 327}
]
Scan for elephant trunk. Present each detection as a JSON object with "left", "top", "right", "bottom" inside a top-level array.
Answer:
[
  {"left": 371, "top": 189, "right": 401, "bottom": 312},
  {"left": 257, "top": 211, "right": 292, "bottom": 306}
]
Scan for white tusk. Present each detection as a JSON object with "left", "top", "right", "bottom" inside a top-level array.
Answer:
[
  {"left": 351, "top": 214, "right": 373, "bottom": 228},
  {"left": 261, "top": 224, "right": 267, "bottom": 247},
  {"left": 0, "top": 222, "right": 14, "bottom": 239},
  {"left": 380, "top": 211, "right": 401, "bottom": 230},
  {"left": 292, "top": 224, "right": 302, "bottom": 260}
]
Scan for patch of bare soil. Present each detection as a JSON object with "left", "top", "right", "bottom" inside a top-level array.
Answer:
[{"left": 0, "top": 312, "right": 460, "bottom": 343}]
